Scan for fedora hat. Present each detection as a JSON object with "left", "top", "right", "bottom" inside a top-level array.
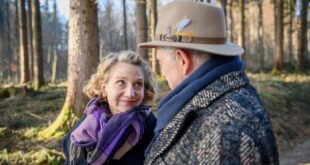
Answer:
[{"left": 138, "top": 1, "right": 244, "bottom": 56}]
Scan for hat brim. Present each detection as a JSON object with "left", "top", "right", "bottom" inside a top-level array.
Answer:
[{"left": 138, "top": 40, "right": 244, "bottom": 56}]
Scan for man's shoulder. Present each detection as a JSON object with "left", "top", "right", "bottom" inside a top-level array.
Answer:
[
  {"left": 191, "top": 81, "right": 263, "bottom": 118},
  {"left": 183, "top": 82, "right": 273, "bottom": 144}
]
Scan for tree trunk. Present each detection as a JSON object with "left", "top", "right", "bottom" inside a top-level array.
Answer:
[
  {"left": 15, "top": 0, "right": 20, "bottom": 83},
  {"left": 51, "top": 49, "right": 58, "bottom": 84},
  {"left": 238, "top": 0, "right": 245, "bottom": 58},
  {"left": 136, "top": 0, "right": 148, "bottom": 59},
  {"left": 287, "top": 0, "right": 294, "bottom": 64},
  {"left": 149, "top": 0, "right": 159, "bottom": 74},
  {"left": 51, "top": 0, "right": 58, "bottom": 83},
  {"left": 274, "top": 0, "right": 283, "bottom": 71},
  {"left": 6, "top": 0, "right": 12, "bottom": 81},
  {"left": 123, "top": 0, "right": 128, "bottom": 50},
  {"left": 27, "top": 0, "right": 34, "bottom": 81},
  {"left": 38, "top": 0, "right": 99, "bottom": 140},
  {"left": 295, "top": 0, "right": 308, "bottom": 71},
  {"left": 106, "top": 0, "right": 112, "bottom": 52},
  {"left": 257, "top": 0, "right": 265, "bottom": 70},
  {"left": 220, "top": 0, "right": 227, "bottom": 24},
  {"left": 0, "top": 1, "right": 4, "bottom": 82},
  {"left": 229, "top": 0, "right": 234, "bottom": 42},
  {"left": 18, "top": 0, "right": 30, "bottom": 84},
  {"left": 31, "top": 0, "right": 44, "bottom": 90}
]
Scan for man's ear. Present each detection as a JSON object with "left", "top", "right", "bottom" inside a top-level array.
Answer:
[{"left": 175, "top": 49, "right": 192, "bottom": 76}]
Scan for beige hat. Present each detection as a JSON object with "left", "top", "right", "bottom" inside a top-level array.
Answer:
[{"left": 138, "top": 1, "right": 244, "bottom": 56}]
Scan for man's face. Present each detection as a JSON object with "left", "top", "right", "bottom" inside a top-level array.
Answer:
[{"left": 156, "top": 48, "right": 183, "bottom": 90}]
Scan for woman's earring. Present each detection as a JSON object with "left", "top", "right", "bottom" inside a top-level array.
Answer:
[
  {"left": 103, "top": 96, "right": 107, "bottom": 102},
  {"left": 100, "top": 93, "right": 107, "bottom": 102}
]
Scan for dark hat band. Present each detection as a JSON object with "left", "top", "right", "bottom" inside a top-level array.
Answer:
[{"left": 155, "top": 34, "right": 226, "bottom": 44}]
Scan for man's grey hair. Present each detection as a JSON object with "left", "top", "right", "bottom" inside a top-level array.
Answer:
[{"left": 158, "top": 47, "right": 211, "bottom": 64}]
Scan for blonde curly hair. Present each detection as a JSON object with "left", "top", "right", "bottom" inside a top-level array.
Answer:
[{"left": 83, "top": 50, "right": 157, "bottom": 104}]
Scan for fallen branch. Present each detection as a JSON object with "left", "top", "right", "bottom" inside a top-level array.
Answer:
[
  {"left": 24, "top": 111, "right": 43, "bottom": 120},
  {"left": 38, "top": 145, "right": 65, "bottom": 158}
]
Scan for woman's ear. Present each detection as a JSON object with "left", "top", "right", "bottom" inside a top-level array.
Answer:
[
  {"left": 100, "top": 81, "right": 107, "bottom": 98},
  {"left": 175, "top": 49, "right": 192, "bottom": 77}
]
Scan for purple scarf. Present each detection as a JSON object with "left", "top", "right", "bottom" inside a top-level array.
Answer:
[{"left": 70, "top": 97, "right": 149, "bottom": 165}]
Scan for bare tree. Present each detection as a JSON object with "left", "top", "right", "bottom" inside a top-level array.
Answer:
[
  {"left": 219, "top": 0, "right": 227, "bottom": 23},
  {"left": 238, "top": 0, "right": 245, "bottom": 58},
  {"left": 274, "top": 0, "right": 283, "bottom": 71},
  {"left": 51, "top": 0, "right": 58, "bottom": 84},
  {"left": 136, "top": 0, "right": 148, "bottom": 59},
  {"left": 27, "top": 0, "right": 34, "bottom": 80},
  {"left": 295, "top": 0, "right": 308, "bottom": 71},
  {"left": 18, "top": 0, "right": 30, "bottom": 84},
  {"left": 123, "top": 0, "right": 128, "bottom": 50},
  {"left": 149, "top": 0, "right": 158, "bottom": 74},
  {"left": 38, "top": 0, "right": 99, "bottom": 139},
  {"left": 257, "top": 0, "right": 265, "bottom": 69},
  {"left": 287, "top": 0, "right": 294, "bottom": 64},
  {"left": 99, "top": 0, "right": 123, "bottom": 54},
  {"left": 14, "top": 0, "right": 20, "bottom": 83},
  {"left": 0, "top": 1, "right": 5, "bottom": 82},
  {"left": 106, "top": 0, "right": 113, "bottom": 52},
  {"left": 228, "top": 0, "right": 234, "bottom": 42},
  {"left": 31, "top": 0, "right": 44, "bottom": 89},
  {"left": 6, "top": 0, "right": 12, "bottom": 81}
]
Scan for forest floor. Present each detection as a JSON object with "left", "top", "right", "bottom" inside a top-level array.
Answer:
[{"left": 0, "top": 72, "right": 310, "bottom": 164}]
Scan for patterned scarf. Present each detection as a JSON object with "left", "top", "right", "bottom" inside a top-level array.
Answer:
[
  {"left": 155, "top": 56, "right": 244, "bottom": 135},
  {"left": 70, "top": 97, "right": 149, "bottom": 164}
]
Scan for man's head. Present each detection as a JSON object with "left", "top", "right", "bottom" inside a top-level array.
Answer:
[
  {"left": 156, "top": 47, "right": 211, "bottom": 89},
  {"left": 138, "top": 1, "right": 244, "bottom": 89}
]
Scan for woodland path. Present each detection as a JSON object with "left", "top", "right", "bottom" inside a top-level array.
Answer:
[{"left": 280, "top": 138, "right": 310, "bottom": 165}]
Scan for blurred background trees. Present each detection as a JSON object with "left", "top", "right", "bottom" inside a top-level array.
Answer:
[{"left": 0, "top": 0, "right": 308, "bottom": 86}]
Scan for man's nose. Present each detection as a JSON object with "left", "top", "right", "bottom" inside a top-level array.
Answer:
[{"left": 124, "top": 86, "right": 135, "bottom": 97}]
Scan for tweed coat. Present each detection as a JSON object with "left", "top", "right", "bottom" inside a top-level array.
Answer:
[{"left": 144, "top": 71, "right": 279, "bottom": 165}]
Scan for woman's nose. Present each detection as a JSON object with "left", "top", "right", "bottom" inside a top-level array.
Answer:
[{"left": 124, "top": 86, "right": 135, "bottom": 97}]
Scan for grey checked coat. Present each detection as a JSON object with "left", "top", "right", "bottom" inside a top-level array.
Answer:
[{"left": 144, "top": 71, "right": 279, "bottom": 165}]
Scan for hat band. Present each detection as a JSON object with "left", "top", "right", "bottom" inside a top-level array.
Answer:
[{"left": 155, "top": 34, "right": 226, "bottom": 44}]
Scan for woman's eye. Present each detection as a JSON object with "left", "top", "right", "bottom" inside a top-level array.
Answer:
[
  {"left": 134, "top": 82, "right": 144, "bottom": 88},
  {"left": 116, "top": 80, "right": 125, "bottom": 87}
]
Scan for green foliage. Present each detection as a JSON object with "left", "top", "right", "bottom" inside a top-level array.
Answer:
[
  {"left": 153, "top": 74, "right": 170, "bottom": 109},
  {"left": 0, "top": 148, "right": 64, "bottom": 165},
  {"left": 156, "top": 74, "right": 169, "bottom": 94},
  {"left": 270, "top": 67, "right": 282, "bottom": 75},
  {"left": 0, "top": 87, "right": 10, "bottom": 99},
  {"left": 0, "top": 127, "right": 11, "bottom": 139}
]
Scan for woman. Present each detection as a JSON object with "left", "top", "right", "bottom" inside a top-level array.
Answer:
[{"left": 63, "top": 50, "right": 157, "bottom": 165}]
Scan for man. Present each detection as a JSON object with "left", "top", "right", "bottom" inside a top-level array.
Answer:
[{"left": 138, "top": 1, "right": 279, "bottom": 165}]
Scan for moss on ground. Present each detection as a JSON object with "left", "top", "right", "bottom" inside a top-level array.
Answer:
[{"left": 0, "top": 86, "right": 66, "bottom": 164}]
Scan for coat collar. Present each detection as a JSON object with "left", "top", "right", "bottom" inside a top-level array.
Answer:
[{"left": 145, "top": 71, "right": 249, "bottom": 164}]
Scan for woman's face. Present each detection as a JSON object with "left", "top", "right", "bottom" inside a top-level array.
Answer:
[{"left": 102, "top": 62, "right": 145, "bottom": 115}]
